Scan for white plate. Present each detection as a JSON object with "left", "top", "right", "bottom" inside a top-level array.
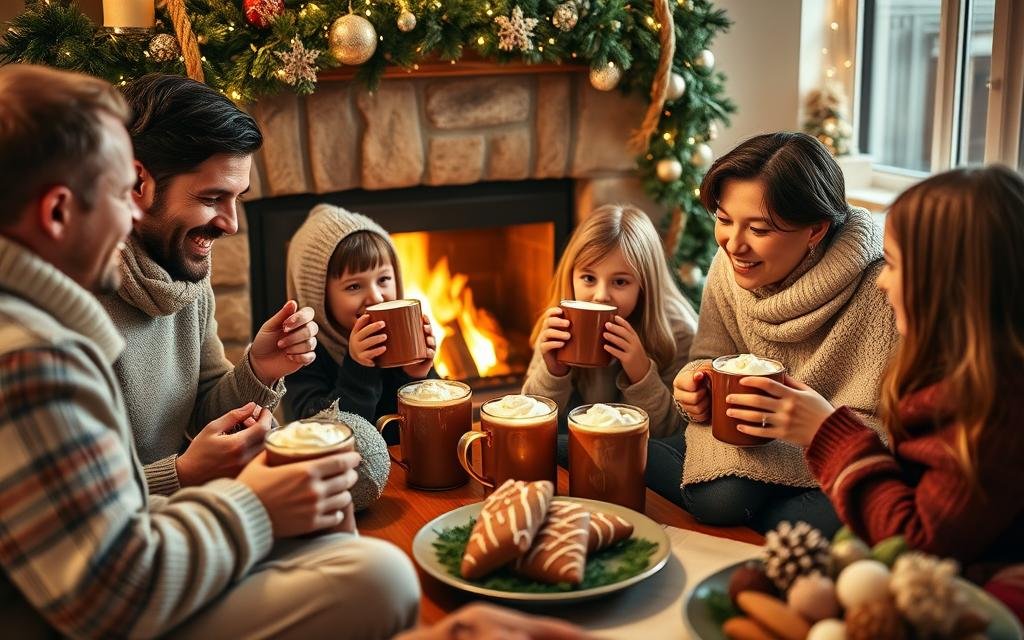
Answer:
[
  {"left": 411, "top": 496, "right": 671, "bottom": 604},
  {"left": 683, "top": 561, "right": 1024, "bottom": 640}
]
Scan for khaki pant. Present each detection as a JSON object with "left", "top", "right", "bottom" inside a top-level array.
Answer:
[{"left": 171, "top": 534, "right": 421, "bottom": 639}]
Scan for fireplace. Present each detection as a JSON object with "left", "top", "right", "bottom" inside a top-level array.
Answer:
[{"left": 246, "top": 179, "right": 573, "bottom": 385}]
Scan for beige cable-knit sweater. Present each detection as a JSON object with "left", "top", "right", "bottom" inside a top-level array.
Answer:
[
  {"left": 100, "top": 236, "right": 285, "bottom": 495},
  {"left": 680, "top": 207, "right": 898, "bottom": 487},
  {"left": 522, "top": 297, "right": 697, "bottom": 438}
]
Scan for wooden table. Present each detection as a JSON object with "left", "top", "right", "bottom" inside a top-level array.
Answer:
[{"left": 358, "top": 451, "right": 764, "bottom": 625}]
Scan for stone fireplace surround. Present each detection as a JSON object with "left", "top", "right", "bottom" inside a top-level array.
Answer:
[{"left": 212, "top": 67, "right": 655, "bottom": 363}]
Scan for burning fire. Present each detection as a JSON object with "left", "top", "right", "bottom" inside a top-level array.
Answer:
[{"left": 391, "top": 233, "right": 511, "bottom": 379}]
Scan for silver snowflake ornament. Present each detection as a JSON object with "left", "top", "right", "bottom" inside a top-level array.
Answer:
[
  {"left": 275, "top": 37, "right": 320, "bottom": 87},
  {"left": 495, "top": 6, "right": 539, "bottom": 52}
]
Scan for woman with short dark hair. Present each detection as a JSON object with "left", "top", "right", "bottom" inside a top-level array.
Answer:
[{"left": 666, "top": 132, "right": 899, "bottom": 535}]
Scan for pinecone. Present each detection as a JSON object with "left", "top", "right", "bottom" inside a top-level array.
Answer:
[
  {"left": 762, "top": 521, "right": 831, "bottom": 591},
  {"left": 846, "top": 597, "right": 907, "bottom": 640},
  {"left": 890, "top": 552, "right": 968, "bottom": 637}
]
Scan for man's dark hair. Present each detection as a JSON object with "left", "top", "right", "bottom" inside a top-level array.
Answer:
[
  {"left": 700, "top": 131, "right": 848, "bottom": 233},
  {"left": 0, "top": 64, "right": 130, "bottom": 226},
  {"left": 120, "top": 74, "right": 263, "bottom": 191}
]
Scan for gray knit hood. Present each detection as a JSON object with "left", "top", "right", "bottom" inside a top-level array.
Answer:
[{"left": 286, "top": 204, "right": 396, "bottom": 364}]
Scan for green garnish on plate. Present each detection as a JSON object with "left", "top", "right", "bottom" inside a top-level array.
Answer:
[{"left": 432, "top": 518, "right": 658, "bottom": 593}]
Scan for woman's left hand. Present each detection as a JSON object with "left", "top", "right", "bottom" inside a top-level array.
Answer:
[
  {"left": 603, "top": 316, "right": 650, "bottom": 385},
  {"left": 727, "top": 374, "right": 836, "bottom": 447},
  {"left": 402, "top": 315, "right": 436, "bottom": 379}
]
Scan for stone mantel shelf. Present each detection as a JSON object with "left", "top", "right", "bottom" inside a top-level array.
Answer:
[{"left": 318, "top": 59, "right": 588, "bottom": 82}]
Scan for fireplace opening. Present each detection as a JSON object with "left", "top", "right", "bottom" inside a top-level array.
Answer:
[{"left": 246, "top": 179, "right": 573, "bottom": 388}]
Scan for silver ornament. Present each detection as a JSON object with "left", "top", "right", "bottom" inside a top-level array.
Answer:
[
  {"left": 589, "top": 62, "right": 622, "bottom": 91},
  {"left": 667, "top": 72, "right": 686, "bottom": 101},
  {"left": 695, "top": 48, "right": 715, "bottom": 72},
  {"left": 329, "top": 14, "right": 378, "bottom": 65},
  {"left": 656, "top": 158, "right": 683, "bottom": 182},
  {"left": 691, "top": 142, "right": 714, "bottom": 168},
  {"left": 148, "top": 33, "right": 180, "bottom": 63},
  {"left": 552, "top": 2, "right": 579, "bottom": 31},
  {"left": 397, "top": 9, "right": 417, "bottom": 33}
]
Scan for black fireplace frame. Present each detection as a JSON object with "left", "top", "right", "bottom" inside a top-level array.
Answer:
[{"left": 245, "top": 179, "right": 575, "bottom": 336}]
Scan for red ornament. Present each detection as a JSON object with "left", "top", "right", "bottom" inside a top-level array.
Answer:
[{"left": 244, "top": 0, "right": 285, "bottom": 29}]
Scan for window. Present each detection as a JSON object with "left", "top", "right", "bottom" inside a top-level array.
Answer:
[{"left": 858, "top": 0, "right": 1021, "bottom": 176}]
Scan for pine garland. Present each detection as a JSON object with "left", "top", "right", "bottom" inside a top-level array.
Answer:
[{"left": 0, "top": 0, "right": 734, "bottom": 302}]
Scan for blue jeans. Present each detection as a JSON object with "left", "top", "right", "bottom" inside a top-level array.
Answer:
[{"left": 644, "top": 434, "right": 842, "bottom": 536}]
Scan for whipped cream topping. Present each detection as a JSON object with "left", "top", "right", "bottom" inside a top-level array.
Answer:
[
  {"left": 484, "top": 394, "right": 552, "bottom": 419},
  {"left": 572, "top": 403, "right": 646, "bottom": 429},
  {"left": 266, "top": 421, "right": 351, "bottom": 449},
  {"left": 715, "top": 353, "right": 782, "bottom": 375},
  {"left": 400, "top": 379, "right": 467, "bottom": 403}
]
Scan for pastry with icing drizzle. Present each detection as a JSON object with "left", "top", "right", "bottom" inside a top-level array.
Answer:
[
  {"left": 460, "top": 479, "right": 554, "bottom": 579},
  {"left": 586, "top": 510, "right": 634, "bottom": 553},
  {"left": 515, "top": 501, "right": 591, "bottom": 585}
]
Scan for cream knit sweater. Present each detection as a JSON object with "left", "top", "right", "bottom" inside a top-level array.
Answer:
[
  {"left": 100, "top": 236, "right": 284, "bottom": 495},
  {"left": 522, "top": 297, "right": 697, "bottom": 438},
  {"left": 680, "top": 207, "right": 898, "bottom": 487}
]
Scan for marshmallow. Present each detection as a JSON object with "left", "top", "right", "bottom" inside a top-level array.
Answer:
[{"left": 716, "top": 353, "right": 782, "bottom": 375}]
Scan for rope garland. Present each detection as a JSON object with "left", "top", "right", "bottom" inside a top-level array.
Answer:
[
  {"left": 630, "top": 0, "right": 674, "bottom": 153},
  {"left": 166, "top": 0, "right": 204, "bottom": 82}
]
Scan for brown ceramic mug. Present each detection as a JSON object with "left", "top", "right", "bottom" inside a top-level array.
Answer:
[
  {"left": 555, "top": 300, "right": 618, "bottom": 368},
  {"left": 365, "top": 299, "right": 430, "bottom": 368},
  {"left": 707, "top": 354, "right": 786, "bottom": 447},
  {"left": 457, "top": 394, "right": 558, "bottom": 490},
  {"left": 265, "top": 419, "right": 357, "bottom": 533},
  {"left": 375, "top": 380, "right": 472, "bottom": 490},
  {"left": 568, "top": 403, "right": 649, "bottom": 512}
]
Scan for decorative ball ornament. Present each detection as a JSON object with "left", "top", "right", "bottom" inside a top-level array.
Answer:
[
  {"left": 147, "top": 33, "right": 180, "bottom": 63},
  {"left": 299, "top": 3, "right": 325, "bottom": 22},
  {"left": 694, "top": 48, "right": 716, "bottom": 72},
  {"left": 552, "top": 2, "right": 579, "bottom": 31},
  {"left": 707, "top": 121, "right": 719, "bottom": 140},
  {"left": 835, "top": 560, "right": 891, "bottom": 610},
  {"left": 609, "top": 19, "right": 622, "bottom": 31},
  {"left": 243, "top": 0, "right": 285, "bottom": 29},
  {"left": 667, "top": 72, "right": 686, "bottom": 101},
  {"left": 788, "top": 574, "right": 840, "bottom": 623},
  {"left": 656, "top": 158, "right": 683, "bottom": 183},
  {"left": 329, "top": 14, "right": 378, "bottom": 65},
  {"left": 589, "top": 62, "right": 622, "bottom": 91},
  {"left": 397, "top": 9, "right": 417, "bottom": 33},
  {"left": 831, "top": 538, "right": 872, "bottom": 576},
  {"left": 691, "top": 142, "right": 714, "bottom": 168},
  {"left": 807, "top": 619, "right": 847, "bottom": 640}
]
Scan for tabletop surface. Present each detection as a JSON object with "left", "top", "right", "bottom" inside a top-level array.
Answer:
[{"left": 358, "top": 448, "right": 764, "bottom": 624}]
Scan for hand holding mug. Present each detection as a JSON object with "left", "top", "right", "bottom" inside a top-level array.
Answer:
[
  {"left": 401, "top": 315, "right": 436, "bottom": 378},
  {"left": 537, "top": 307, "right": 571, "bottom": 377},
  {"left": 673, "top": 366, "right": 712, "bottom": 423},
  {"left": 731, "top": 374, "right": 837, "bottom": 447},
  {"left": 349, "top": 313, "right": 388, "bottom": 366},
  {"left": 603, "top": 316, "right": 650, "bottom": 384}
]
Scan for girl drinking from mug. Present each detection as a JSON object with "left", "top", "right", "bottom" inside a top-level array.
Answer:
[
  {"left": 724, "top": 166, "right": 1024, "bottom": 617},
  {"left": 523, "top": 204, "right": 698, "bottom": 441},
  {"left": 671, "top": 132, "right": 899, "bottom": 535}
]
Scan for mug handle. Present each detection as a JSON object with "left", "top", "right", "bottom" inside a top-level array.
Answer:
[
  {"left": 375, "top": 414, "right": 408, "bottom": 470},
  {"left": 457, "top": 431, "right": 494, "bottom": 489}
]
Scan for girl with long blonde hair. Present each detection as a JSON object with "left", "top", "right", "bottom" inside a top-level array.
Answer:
[
  {"left": 730, "top": 166, "right": 1024, "bottom": 616},
  {"left": 523, "top": 204, "right": 697, "bottom": 440}
]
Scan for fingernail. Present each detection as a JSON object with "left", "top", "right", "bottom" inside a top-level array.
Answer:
[
  {"left": 726, "top": 395, "right": 734, "bottom": 402},
  {"left": 726, "top": 410, "right": 736, "bottom": 418}
]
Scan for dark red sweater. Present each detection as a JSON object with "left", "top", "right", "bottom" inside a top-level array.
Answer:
[{"left": 805, "top": 382, "right": 1024, "bottom": 571}]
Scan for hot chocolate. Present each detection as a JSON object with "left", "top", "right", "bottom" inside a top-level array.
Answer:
[
  {"left": 365, "top": 299, "right": 430, "bottom": 368},
  {"left": 568, "top": 403, "right": 649, "bottom": 512},
  {"left": 457, "top": 394, "right": 558, "bottom": 489},
  {"left": 555, "top": 300, "right": 618, "bottom": 368},
  {"left": 376, "top": 380, "right": 472, "bottom": 490},
  {"left": 708, "top": 354, "right": 786, "bottom": 446}
]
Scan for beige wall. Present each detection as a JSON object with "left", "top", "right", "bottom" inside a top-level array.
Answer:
[{"left": 710, "top": 0, "right": 804, "bottom": 157}]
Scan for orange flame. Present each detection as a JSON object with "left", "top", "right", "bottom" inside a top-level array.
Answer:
[{"left": 392, "top": 233, "right": 510, "bottom": 379}]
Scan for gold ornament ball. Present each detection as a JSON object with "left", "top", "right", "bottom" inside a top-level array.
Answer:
[
  {"left": 590, "top": 62, "right": 622, "bottom": 91},
  {"left": 300, "top": 3, "right": 325, "bottom": 22},
  {"left": 695, "top": 49, "right": 716, "bottom": 72},
  {"left": 148, "top": 33, "right": 180, "bottom": 63},
  {"left": 397, "top": 9, "right": 417, "bottom": 32},
  {"left": 691, "top": 142, "right": 714, "bottom": 167},
  {"left": 656, "top": 158, "right": 683, "bottom": 182},
  {"left": 329, "top": 14, "right": 378, "bottom": 65},
  {"left": 667, "top": 72, "right": 686, "bottom": 100}
]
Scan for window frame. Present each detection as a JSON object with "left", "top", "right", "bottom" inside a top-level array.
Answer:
[{"left": 854, "top": 0, "right": 1023, "bottom": 193}]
